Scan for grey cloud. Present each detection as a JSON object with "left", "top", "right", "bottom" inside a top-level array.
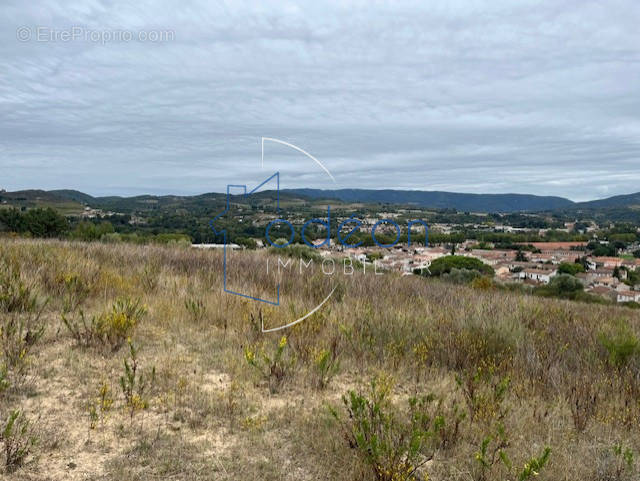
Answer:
[{"left": 0, "top": 0, "right": 639, "bottom": 200}]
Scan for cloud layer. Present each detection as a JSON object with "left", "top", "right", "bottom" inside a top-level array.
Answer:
[{"left": 1, "top": 0, "right": 639, "bottom": 200}]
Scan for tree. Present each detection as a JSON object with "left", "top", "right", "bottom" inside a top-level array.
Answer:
[
  {"left": 613, "top": 266, "right": 622, "bottom": 280},
  {"left": 535, "top": 274, "right": 585, "bottom": 300},
  {"left": 22, "top": 208, "right": 68, "bottom": 237},
  {"left": 426, "top": 255, "right": 494, "bottom": 277},
  {"left": 557, "top": 262, "right": 585, "bottom": 276},
  {"left": 71, "top": 221, "right": 114, "bottom": 241}
]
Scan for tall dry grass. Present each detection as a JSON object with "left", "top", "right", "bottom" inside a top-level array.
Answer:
[{"left": 0, "top": 237, "right": 638, "bottom": 480}]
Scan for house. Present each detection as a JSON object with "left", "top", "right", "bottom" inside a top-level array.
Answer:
[
  {"left": 523, "top": 242, "right": 588, "bottom": 251},
  {"left": 593, "top": 276, "right": 620, "bottom": 288},
  {"left": 466, "top": 249, "right": 516, "bottom": 266},
  {"left": 191, "top": 243, "right": 241, "bottom": 249},
  {"left": 617, "top": 291, "right": 640, "bottom": 303},
  {"left": 590, "top": 268, "right": 615, "bottom": 278},
  {"left": 587, "top": 286, "right": 617, "bottom": 301},
  {"left": 520, "top": 268, "right": 557, "bottom": 284},
  {"left": 622, "top": 258, "right": 640, "bottom": 269},
  {"left": 590, "top": 256, "right": 625, "bottom": 269}
]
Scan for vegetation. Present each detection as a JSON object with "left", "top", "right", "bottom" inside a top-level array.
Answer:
[
  {"left": 330, "top": 375, "right": 434, "bottom": 481},
  {"left": 557, "top": 262, "right": 586, "bottom": 275},
  {"left": 61, "top": 297, "right": 147, "bottom": 351},
  {"left": 533, "top": 273, "right": 602, "bottom": 302},
  {"left": 1, "top": 410, "right": 37, "bottom": 472},
  {"left": 421, "top": 255, "right": 495, "bottom": 277},
  {"left": 0, "top": 238, "right": 639, "bottom": 479}
]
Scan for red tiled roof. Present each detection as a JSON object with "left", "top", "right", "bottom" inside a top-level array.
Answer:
[{"left": 523, "top": 242, "right": 588, "bottom": 249}]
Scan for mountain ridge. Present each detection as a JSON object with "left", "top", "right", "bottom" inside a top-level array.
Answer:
[
  {"left": 3, "top": 188, "right": 640, "bottom": 214},
  {"left": 284, "top": 188, "right": 574, "bottom": 213}
]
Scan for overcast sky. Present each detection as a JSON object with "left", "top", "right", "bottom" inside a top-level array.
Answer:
[{"left": 1, "top": 1, "right": 639, "bottom": 201}]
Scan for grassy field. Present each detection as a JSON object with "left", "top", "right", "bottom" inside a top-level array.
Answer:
[{"left": 1, "top": 238, "right": 640, "bottom": 480}]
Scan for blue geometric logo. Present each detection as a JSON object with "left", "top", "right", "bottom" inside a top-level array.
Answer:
[{"left": 210, "top": 171, "right": 281, "bottom": 306}]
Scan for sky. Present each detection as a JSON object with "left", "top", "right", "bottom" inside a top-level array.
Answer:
[{"left": 0, "top": 0, "right": 639, "bottom": 201}]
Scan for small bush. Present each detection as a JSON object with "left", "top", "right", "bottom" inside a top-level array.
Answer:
[
  {"left": 471, "top": 276, "right": 494, "bottom": 290},
  {"left": 56, "top": 272, "right": 91, "bottom": 313},
  {"left": 441, "top": 268, "right": 480, "bottom": 285},
  {"left": 245, "top": 336, "right": 296, "bottom": 393},
  {"left": 0, "top": 308, "right": 46, "bottom": 389},
  {"left": 88, "top": 381, "right": 114, "bottom": 430},
  {"left": 610, "top": 443, "right": 635, "bottom": 481},
  {"left": 518, "top": 447, "right": 551, "bottom": 481},
  {"left": 474, "top": 424, "right": 550, "bottom": 481},
  {"left": 456, "top": 367, "right": 510, "bottom": 423},
  {"left": 310, "top": 344, "right": 340, "bottom": 390},
  {"left": 138, "top": 263, "right": 160, "bottom": 292},
  {"left": 567, "top": 375, "right": 598, "bottom": 432},
  {"left": 0, "top": 410, "right": 37, "bottom": 473},
  {"left": 184, "top": 297, "right": 206, "bottom": 323},
  {"left": 62, "top": 297, "right": 146, "bottom": 350},
  {"left": 269, "top": 244, "right": 322, "bottom": 262},
  {"left": 534, "top": 274, "right": 585, "bottom": 300},
  {"left": 599, "top": 321, "right": 639, "bottom": 369},
  {"left": 1, "top": 313, "right": 45, "bottom": 375},
  {"left": 409, "top": 393, "right": 466, "bottom": 451},
  {"left": 474, "top": 425, "right": 510, "bottom": 481},
  {"left": 119, "top": 340, "right": 156, "bottom": 420},
  {"left": 330, "top": 375, "right": 433, "bottom": 481},
  {"left": 0, "top": 260, "right": 37, "bottom": 313}
]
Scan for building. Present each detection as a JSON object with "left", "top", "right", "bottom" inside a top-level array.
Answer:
[
  {"left": 617, "top": 291, "right": 640, "bottom": 303},
  {"left": 519, "top": 267, "right": 557, "bottom": 284}
]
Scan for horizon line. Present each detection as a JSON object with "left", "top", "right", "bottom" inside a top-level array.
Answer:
[{"left": 1, "top": 185, "right": 637, "bottom": 204}]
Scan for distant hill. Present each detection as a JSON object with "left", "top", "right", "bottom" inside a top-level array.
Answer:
[
  {"left": 1, "top": 189, "right": 71, "bottom": 203},
  {"left": 0, "top": 189, "right": 85, "bottom": 214},
  {"left": 5, "top": 188, "right": 640, "bottom": 215},
  {"left": 285, "top": 188, "right": 575, "bottom": 213},
  {"left": 575, "top": 192, "right": 640, "bottom": 209},
  {"left": 49, "top": 189, "right": 95, "bottom": 204}
]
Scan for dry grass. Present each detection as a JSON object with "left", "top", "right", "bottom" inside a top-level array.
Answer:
[{"left": 0, "top": 238, "right": 639, "bottom": 480}]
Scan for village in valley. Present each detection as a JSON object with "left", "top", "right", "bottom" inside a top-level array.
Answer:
[{"left": 299, "top": 223, "right": 640, "bottom": 304}]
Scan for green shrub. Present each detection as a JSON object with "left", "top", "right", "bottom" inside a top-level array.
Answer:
[
  {"left": 557, "top": 262, "right": 585, "bottom": 275},
  {"left": 1, "top": 312, "right": 45, "bottom": 378},
  {"left": 245, "top": 336, "right": 296, "bottom": 393},
  {"left": 138, "top": 263, "right": 160, "bottom": 292},
  {"left": 62, "top": 297, "right": 146, "bottom": 350},
  {"left": 456, "top": 367, "right": 510, "bottom": 423},
  {"left": 441, "top": 268, "right": 481, "bottom": 285},
  {"left": 87, "top": 381, "right": 114, "bottom": 430},
  {"left": 474, "top": 424, "right": 550, "bottom": 481},
  {"left": 119, "top": 340, "right": 156, "bottom": 420},
  {"left": 409, "top": 393, "right": 466, "bottom": 450},
  {"left": 56, "top": 272, "right": 91, "bottom": 313},
  {"left": 611, "top": 443, "right": 635, "bottom": 481},
  {"left": 310, "top": 344, "right": 340, "bottom": 390},
  {"left": 518, "top": 447, "right": 551, "bottom": 481},
  {"left": 425, "top": 256, "right": 494, "bottom": 277},
  {"left": 599, "top": 321, "right": 639, "bottom": 369},
  {"left": 474, "top": 424, "right": 510, "bottom": 481},
  {"left": 269, "top": 244, "right": 322, "bottom": 262},
  {"left": 0, "top": 410, "right": 37, "bottom": 473},
  {"left": 330, "top": 375, "right": 433, "bottom": 481},
  {"left": 0, "top": 260, "right": 37, "bottom": 313},
  {"left": 184, "top": 297, "right": 206, "bottom": 323},
  {"left": 534, "top": 274, "right": 584, "bottom": 300}
]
